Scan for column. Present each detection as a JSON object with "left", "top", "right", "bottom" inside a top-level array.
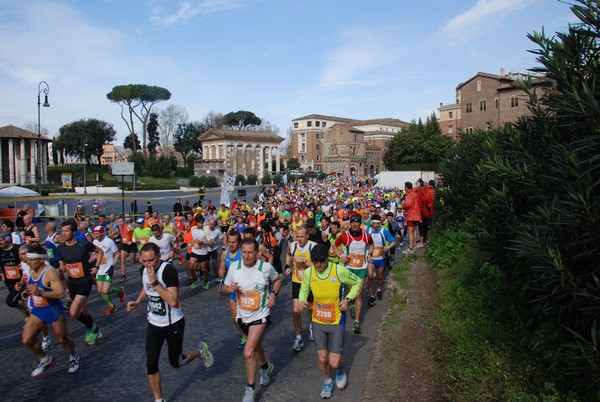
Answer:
[
  {"left": 43, "top": 141, "right": 48, "bottom": 184},
  {"left": 276, "top": 146, "right": 281, "bottom": 173},
  {"left": 267, "top": 146, "right": 273, "bottom": 175},
  {"left": 258, "top": 145, "right": 264, "bottom": 179},
  {"left": 0, "top": 139, "right": 3, "bottom": 183},
  {"left": 232, "top": 143, "right": 238, "bottom": 176},
  {"left": 30, "top": 140, "right": 36, "bottom": 184},
  {"left": 20, "top": 139, "right": 26, "bottom": 185},
  {"left": 8, "top": 139, "right": 14, "bottom": 184}
]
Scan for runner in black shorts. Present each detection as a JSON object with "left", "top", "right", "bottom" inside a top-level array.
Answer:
[{"left": 58, "top": 219, "right": 104, "bottom": 346}]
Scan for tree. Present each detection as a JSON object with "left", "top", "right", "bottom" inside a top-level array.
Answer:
[
  {"left": 223, "top": 110, "right": 262, "bottom": 130},
  {"left": 106, "top": 84, "right": 171, "bottom": 160},
  {"left": 127, "top": 151, "right": 145, "bottom": 174},
  {"left": 124, "top": 133, "right": 141, "bottom": 152},
  {"left": 22, "top": 120, "right": 49, "bottom": 136},
  {"left": 51, "top": 139, "right": 59, "bottom": 165},
  {"left": 286, "top": 157, "right": 300, "bottom": 170},
  {"left": 55, "top": 119, "right": 116, "bottom": 167},
  {"left": 202, "top": 110, "right": 224, "bottom": 129},
  {"left": 173, "top": 122, "right": 203, "bottom": 163},
  {"left": 158, "top": 104, "right": 189, "bottom": 154},
  {"left": 147, "top": 113, "right": 160, "bottom": 157}
]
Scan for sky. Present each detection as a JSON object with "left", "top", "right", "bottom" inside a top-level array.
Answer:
[{"left": 0, "top": 0, "right": 578, "bottom": 145}]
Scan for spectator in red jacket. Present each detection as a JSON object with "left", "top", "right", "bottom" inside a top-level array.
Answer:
[
  {"left": 416, "top": 179, "right": 434, "bottom": 248},
  {"left": 401, "top": 181, "right": 421, "bottom": 254}
]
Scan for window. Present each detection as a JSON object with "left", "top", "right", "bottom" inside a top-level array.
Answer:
[
  {"left": 322, "top": 122, "right": 327, "bottom": 127},
  {"left": 301, "top": 155, "right": 305, "bottom": 162},
  {"left": 316, "top": 154, "right": 320, "bottom": 161},
  {"left": 466, "top": 103, "right": 473, "bottom": 113},
  {"left": 511, "top": 96, "right": 519, "bottom": 107},
  {"left": 480, "top": 100, "right": 486, "bottom": 111},
  {"left": 316, "top": 144, "right": 319, "bottom": 150},
  {"left": 316, "top": 133, "right": 319, "bottom": 139},
  {"left": 293, "top": 122, "right": 298, "bottom": 128},
  {"left": 476, "top": 80, "right": 481, "bottom": 91},
  {"left": 307, "top": 121, "right": 312, "bottom": 127},
  {"left": 495, "top": 98, "right": 499, "bottom": 108},
  {"left": 449, "top": 111, "right": 453, "bottom": 118},
  {"left": 301, "top": 144, "right": 305, "bottom": 153},
  {"left": 316, "top": 121, "right": 320, "bottom": 127},
  {"left": 448, "top": 125, "right": 453, "bottom": 134}
]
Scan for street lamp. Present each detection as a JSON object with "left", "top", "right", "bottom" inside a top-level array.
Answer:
[
  {"left": 37, "top": 81, "right": 50, "bottom": 195},
  {"left": 83, "top": 142, "right": 87, "bottom": 195}
]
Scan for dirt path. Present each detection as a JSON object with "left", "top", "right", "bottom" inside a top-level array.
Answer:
[{"left": 362, "top": 257, "right": 444, "bottom": 401}]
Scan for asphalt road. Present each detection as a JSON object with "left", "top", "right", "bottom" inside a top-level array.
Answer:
[{"left": 0, "top": 240, "right": 399, "bottom": 401}]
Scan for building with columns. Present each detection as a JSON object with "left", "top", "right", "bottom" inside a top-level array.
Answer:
[
  {"left": 0, "top": 125, "right": 51, "bottom": 185},
  {"left": 195, "top": 128, "right": 284, "bottom": 182}
]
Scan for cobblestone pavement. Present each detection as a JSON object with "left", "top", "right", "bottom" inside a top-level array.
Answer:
[{"left": 0, "top": 243, "right": 396, "bottom": 402}]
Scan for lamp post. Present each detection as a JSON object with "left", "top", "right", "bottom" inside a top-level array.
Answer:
[
  {"left": 83, "top": 142, "right": 88, "bottom": 195},
  {"left": 37, "top": 81, "right": 50, "bottom": 195}
]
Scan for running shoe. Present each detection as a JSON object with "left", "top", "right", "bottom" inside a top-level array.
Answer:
[
  {"left": 242, "top": 385, "right": 256, "bottom": 402},
  {"left": 336, "top": 366, "right": 348, "bottom": 390},
  {"left": 198, "top": 342, "right": 214, "bottom": 368},
  {"left": 402, "top": 248, "right": 414, "bottom": 255},
  {"left": 41, "top": 337, "right": 55, "bottom": 352},
  {"left": 179, "top": 255, "right": 185, "bottom": 265},
  {"left": 103, "top": 305, "right": 117, "bottom": 316},
  {"left": 190, "top": 278, "right": 200, "bottom": 289},
  {"left": 119, "top": 275, "right": 128, "bottom": 283},
  {"left": 118, "top": 286, "right": 126, "bottom": 303},
  {"left": 309, "top": 322, "right": 314, "bottom": 341},
  {"left": 215, "top": 277, "right": 223, "bottom": 283},
  {"left": 68, "top": 352, "right": 80, "bottom": 374},
  {"left": 292, "top": 338, "right": 304, "bottom": 352},
  {"left": 377, "top": 290, "right": 383, "bottom": 301},
  {"left": 349, "top": 303, "right": 355, "bottom": 319},
  {"left": 238, "top": 337, "right": 247, "bottom": 349},
  {"left": 87, "top": 330, "right": 103, "bottom": 345},
  {"left": 416, "top": 242, "right": 425, "bottom": 249},
  {"left": 320, "top": 379, "right": 334, "bottom": 399},
  {"left": 368, "top": 296, "right": 377, "bottom": 306},
  {"left": 31, "top": 355, "right": 55, "bottom": 377},
  {"left": 352, "top": 320, "right": 362, "bottom": 334},
  {"left": 259, "top": 362, "right": 274, "bottom": 386},
  {"left": 203, "top": 281, "right": 210, "bottom": 290}
]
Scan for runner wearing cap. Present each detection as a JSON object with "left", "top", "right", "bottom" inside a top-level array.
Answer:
[
  {"left": 365, "top": 215, "right": 396, "bottom": 306},
  {"left": 333, "top": 214, "right": 374, "bottom": 334},
  {"left": 22, "top": 245, "right": 80, "bottom": 377},
  {"left": 298, "top": 243, "right": 360, "bottom": 399},
  {"left": 133, "top": 217, "right": 153, "bottom": 253},
  {"left": 92, "top": 226, "right": 125, "bottom": 316}
]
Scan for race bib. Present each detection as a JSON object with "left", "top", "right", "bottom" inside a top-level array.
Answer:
[
  {"left": 373, "top": 246, "right": 383, "bottom": 258},
  {"left": 147, "top": 295, "right": 166, "bottom": 316},
  {"left": 138, "top": 238, "right": 148, "bottom": 246},
  {"left": 4, "top": 265, "right": 20, "bottom": 280},
  {"left": 47, "top": 249, "right": 55, "bottom": 260},
  {"left": 65, "top": 262, "right": 85, "bottom": 279},
  {"left": 31, "top": 295, "right": 49, "bottom": 307},
  {"left": 296, "top": 267, "right": 305, "bottom": 280},
  {"left": 313, "top": 302, "right": 335, "bottom": 323},
  {"left": 348, "top": 252, "right": 365, "bottom": 268},
  {"left": 221, "top": 220, "right": 229, "bottom": 226},
  {"left": 237, "top": 289, "right": 260, "bottom": 312}
]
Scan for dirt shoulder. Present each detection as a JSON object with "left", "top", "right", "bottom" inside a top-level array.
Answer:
[{"left": 362, "top": 257, "right": 444, "bottom": 401}]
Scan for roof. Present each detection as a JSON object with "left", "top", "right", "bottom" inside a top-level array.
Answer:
[
  {"left": 198, "top": 128, "right": 285, "bottom": 143},
  {"left": 349, "top": 117, "right": 410, "bottom": 128},
  {"left": 0, "top": 125, "right": 52, "bottom": 142},
  {"left": 456, "top": 71, "right": 547, "bottom": 90},
  {"left": 292, "top": 114, "right": 354, "bottom": 122}
]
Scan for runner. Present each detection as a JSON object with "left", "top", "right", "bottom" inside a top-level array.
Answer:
[
  {"left": 333, "top": 213, "right": 374, "bottom": 334},
  {"left": 117, "top": 216, "right": 136, "bottom": 282},
  {"left": 22, "top": 245, "right": 80, "bottom": 377},
  {"left": 58, "top": 219, "right": 104, "bottom": 345},
  {"left": 148, "top": 224, "right": 177, "bottom": 263},
  {"left": 21, "top": 214, "right": 40, "bottom": 245},
  {"left": 0, "top": 231, "right": 27, "bottom": 316},
  {"left": 222, "top": 238, "right": 282, "bottom": 402},
  {"left": 92, "top": 226, "right": 125, "bottom": 316},
  {"left": 365, "top": 215, "right": 396, "bottom": 306},
  {"left": 44, "top": 222, "right": 63, "bottom": 269},
  {"left": 204, "top": 218, "right": 224, "bottom": 282},
  {"left": 188, "top": 215, "right": 211, "bottom": 290},
  {"left": 126, "top": 243, "right": 214, "bottom": 402},
  {"left": 285, "top": 225, "right": 316, "bottom": 351},
  {"left": 133, "top": 216, "right": 153, "bottom": 253},
  {"left": 298, "top": 244, "right": 360, "bottom": 399},
  {"left": 217, "top": 204, "right": 231, "bottom": 234}
]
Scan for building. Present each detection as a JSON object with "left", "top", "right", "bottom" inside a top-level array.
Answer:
[
  {"left": 437, "top": 102, "right": 461, "bottom": 140},
  {"left": 444, "top": 69, "right": 552, "bottom": 134},
  {"left": 290, "top": 114, "right": 409, "bottom": 176},
  {"left": 0, "top": 125, "right": 51, "bottom": 185},
  {"left": 196, "top": 128, "right": 284, "bottom": 182},
  {"left": 100, "top": 143, "right": 125, "bottom": 166}
]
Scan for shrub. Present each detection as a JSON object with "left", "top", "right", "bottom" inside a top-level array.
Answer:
[
  {"left": 246, "top": 174, "right": 258, "bottom": 185},
  {"left": 235, "top": 174, "right": 246, "bottom": 186}
]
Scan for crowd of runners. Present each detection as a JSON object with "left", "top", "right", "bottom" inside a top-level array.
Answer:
[{"left": 0, "top": 175, "right": 435, "bottom": 401}]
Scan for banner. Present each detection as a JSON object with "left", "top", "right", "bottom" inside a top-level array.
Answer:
[{"left": 61, "top": 173, "right": 73, "bottom": 188}]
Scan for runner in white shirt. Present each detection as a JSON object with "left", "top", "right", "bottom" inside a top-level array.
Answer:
[
  {"left": 222, "top": 237, "right": 282, "bottom": 402},
  {"left": 92, "top": 226, "right": 124, "bottom": 316},
  {"left": 188, "top": 216, "right": 211, "bottom": 290},
  {"left": 204, "top": 218, "right": 224, "bottom": 282},
  {"left": 148, "top": 224, "right": 177, "bottom": 262}
]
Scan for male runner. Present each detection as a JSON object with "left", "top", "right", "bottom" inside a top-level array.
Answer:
[
  {"left": 366, "top": 215, "right": 396, "bottom": 306},
  {"left": 92, "top": 226, "right": 125, "bottom": 315},
  {"left": 117, "top": 216, "right": 136, "bottom": 282},
  {"left": 222, "top": 238, "right": 282, "bottom": 402},
  {"left": 58, "top": 219, "right": 104, "bottom": 345},
  {"left": 298, "top": 244, "right": 360, "bottom": 399},
  {"left": 188, "top": 216, "right": 211, "bottom": 290},
  {"left": 204, "top": 218, "right": 224, "bottom": 281},
  {"left": 22, "top": 245, "right": 80, "bottom": 377},
  {"left": 126, "top": 243, "right": 214, "bottom": 402},
  {"left": 148, "top": 224, "right": 177, "bottom": 262}
]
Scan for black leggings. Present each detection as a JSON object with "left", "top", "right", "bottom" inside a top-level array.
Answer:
[
  {"left": 145, "top": 318, "right": 186, "bottom": 375},
  {"left": 6, "top": 285, "right": 22, "bottom": 308}
]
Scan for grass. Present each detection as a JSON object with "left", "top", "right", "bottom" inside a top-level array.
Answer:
[{"left": 427, "top": 229, "right": 569, "bottom": 402}]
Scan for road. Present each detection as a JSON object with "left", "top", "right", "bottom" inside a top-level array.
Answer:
[{"left": 0, "top": 240, "right": 398, "bottom": 401}]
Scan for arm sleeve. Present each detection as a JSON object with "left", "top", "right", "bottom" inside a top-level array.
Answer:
[
  {"left": 338, "top": 265, "right": 361, "bottom": 299},
  {"left": 298, "top": 267, "right": 312, "bottom": 302}
]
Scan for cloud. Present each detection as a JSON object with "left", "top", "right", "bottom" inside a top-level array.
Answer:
[
  {"left": 437, "top": 0, "right": 537, "bottom": 45},
  {"left": 150, "top": 0, "right": 244, "bottom": 26},
  {"left": 316, "top": 28, "right": 404, "bottom": 90}
]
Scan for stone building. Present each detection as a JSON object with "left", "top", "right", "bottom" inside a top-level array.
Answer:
[
  {"left": 196, "top": 128, "right": 284, "bottom": 182},
  {"left": 438, "top": 102, "right": 461, "bottom": 140},
  {"left": 0, "top": 125, "right": 51, "bottom": 185},
  {"left": 290, "top": 114, "right": 409, "bottom": 176}
]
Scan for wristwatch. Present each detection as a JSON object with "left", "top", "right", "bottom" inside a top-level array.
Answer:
[
  {"left": 270, "top": 289, "right": 279, "bottom": 297},
  {"left": 151, "top": 279, "right": 160, "bottom": 288},
  {"left": 345, "top": 298, "right": 354, "bottom": 304}
]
